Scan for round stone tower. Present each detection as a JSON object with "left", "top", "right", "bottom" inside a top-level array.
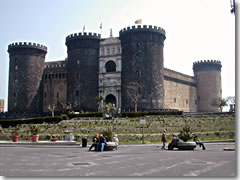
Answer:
[
  {"left": 65, "top": 32, "right": 101, "bottom": 112},
  {"left": 119, "top": 25, "right": 166, "bottom": 111},
  {"left": 193, "top": 60, "right": 222, "bottom": 112},
  {"left": 8, "top": 42, "right": 47, "bottom": 114}
]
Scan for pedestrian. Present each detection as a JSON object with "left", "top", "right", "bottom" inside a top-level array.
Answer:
[
  {"left": 89, "top": 134, "right": 98, "bottom": 151},
  {"left": 113, "top": 134, "right": 119, "bottom": 150},
  {"left": 193, "top": 134, "right": 206, "bottom": 150},
  {"left": 99, "top": 134, "right": 107, "bottom": 152},
  {"left": 161, "top": 130, "right": 167, "bottom": 150},
  {"left": 168, "top": 134, "right": 179, "bottom": 150}
]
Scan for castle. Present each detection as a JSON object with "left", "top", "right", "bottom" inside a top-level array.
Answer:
[{"left": 7, "top": 25, "right": 222, "bottom": 114}]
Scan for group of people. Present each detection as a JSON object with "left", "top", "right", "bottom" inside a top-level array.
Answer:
[
  {"left": 89, "top": 134, "right": 119, "bottom": 152},
  {"left": 161, "top": 129, "right": 206, "bottom": 150}
]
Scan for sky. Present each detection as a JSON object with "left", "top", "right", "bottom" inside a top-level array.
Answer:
[{"left": 0, "top": 0, "right": 236, "bottom": 112}]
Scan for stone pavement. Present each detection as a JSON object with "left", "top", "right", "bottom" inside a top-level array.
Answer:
[{"left": 0, "top": 142, "right": 236, "bottom": 177}]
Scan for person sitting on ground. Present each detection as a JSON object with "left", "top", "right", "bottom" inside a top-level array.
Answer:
[
  {"left": 89, "top": 134, "right": 98, "bottom": 151},
  {"left": 193, "top": 134, "right": 206, "bottom": 150},
  {"left": 113, "top": 134, "right": 119, "bottom": 150},
  {"left": 168, "top": 134, "right": 179, "bottom": 150}
]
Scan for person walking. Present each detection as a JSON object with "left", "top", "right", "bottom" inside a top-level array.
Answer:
[{"left": 161, "top": 130, "right": 167, "bottom": 150}]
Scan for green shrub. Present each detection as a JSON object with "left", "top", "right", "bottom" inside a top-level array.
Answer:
[
  {"left": 68, "top": 112, "right": 103, "bottom": 119},
  {"left": 0, "top": 116, "right": 63, "bottom": 128},
  {"left": 100, "top": 129, "right": 113, "bottom": 142},
  {"left": 178, "top": 125, "right": 193, "bottom": 142},
  {"left": 121, "top": 111, "right": 183, "bottom": 118}
]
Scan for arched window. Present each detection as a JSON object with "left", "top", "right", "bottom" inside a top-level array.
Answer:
[{"left": 105, "top": 60, "right": 116, "bottom": 72}]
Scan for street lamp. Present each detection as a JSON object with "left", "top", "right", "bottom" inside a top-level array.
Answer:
[{"left": 230, "top": 0, "right": 235, "bottom": 14}]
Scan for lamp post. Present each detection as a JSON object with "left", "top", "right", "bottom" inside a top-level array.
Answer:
[{"left": 230, "top": 0, "right": 235, "bottom": 14}]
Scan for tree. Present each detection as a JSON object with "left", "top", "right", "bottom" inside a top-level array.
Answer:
[
  {"left": 96, "top": 93, "right": 105, "bottom": 112},
  {"left": 212, "top": 98, "right": 227, "bottom": 113},
  {"left": 226, "top": 96, "right": 235, "bottom": 112},
  {"left": 61, "top": 101, "right": 80, "bottom": 113},
  {"left": 48, "top": 104, "right": 56, "bottom": 117},
  {"left": 126, "top": 82, "right": 141, "bottom": 112},
  {"left": 101, "top": 103, "right": 117, "bottom": 133}
]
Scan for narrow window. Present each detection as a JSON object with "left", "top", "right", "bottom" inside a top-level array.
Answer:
[
  {"left": 59, "top": 73, "right": 62, "bottom": 79},
  {"left": 62, "top": 73, "right": 65, "bottom": 78},
  {"left": 75, "top": 90, "right": 79, "bottom": 97},
  {"left": 186, "top": 99, "right": 188, "bottom": 104},
  {"left": 51, "top": 74, "right": 54, "bottom": 79},
  {"left": 195, "top": 100, "right": 197, "bottom": 105},
  {"left": 57, "top": 92, "right": 59, "bottom": 98},
  {"left": 48, "top": 74, "right": 51, "bottom": 79},
  {"left": 76, "top": 73, "right": 79, "bottom": 79},
  {"left": 55, "top": 73, "right": 58, "bottom": 79},
  {"left": 174, "top": 98, "right": 176, "bottom": 103},
  {"left": 45, "top": 74, "right": 48, "bottom": 79},
  {"left": 44, "top": 92, "right": 47, "bottom": 98}
]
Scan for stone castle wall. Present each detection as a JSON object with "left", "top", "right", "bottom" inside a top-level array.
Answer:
[{"left": 163, "top": 68, "right": 197, "bottom": 112}]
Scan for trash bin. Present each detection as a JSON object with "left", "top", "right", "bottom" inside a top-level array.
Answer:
[{"left": 82, "top": 137, "right": 87, "bottom": 147}]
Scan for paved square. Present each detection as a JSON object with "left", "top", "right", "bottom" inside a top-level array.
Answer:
[{"left": 0, "top": 143, "right": 235, "bottom": 177}]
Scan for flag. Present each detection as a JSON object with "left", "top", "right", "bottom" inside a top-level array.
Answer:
[
  {"left": 135, "top": 19, "right": 142, "bottom": 24},
  {"left": 100, "top": 22, "right": 102, "bottom": 29},
  {"left": 83, "top": 25, "right": 85, "bottom": 33}
]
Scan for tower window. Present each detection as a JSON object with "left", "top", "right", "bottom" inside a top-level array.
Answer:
[
  {"left": 107, "top": 48, "right": 110, "bottom": 55},
  {"left": 76, "top": 73, "right": 79, "bottom": 79},
  {"left": 55, "top": 73, "right": 58, "bottom": 79},
  {"left": 62, "top": 73, "right": 65, "bottom": 78},
  {"left": 45, "top": 74, "right": 48, "bottom": 79},
  {"left": 48, "top": 74, "right": 51, "bottom": 79},
  {"left": 174, "top": 98, "right": 176, "bottom": 103},
  {"left": 51, "top": 74, "right": 54, "bottom": 78},
  {"left": 75, "top": 90, "right": 79, "bottom": 97},
  {"left": 59, "top": 73, "right": 62, "bottom": 79},
  {"left": 57, "top": 92, "right": 59, "bottom": 98},
  {"left": 186, "top": 99, "right": 188, "bottom": 104},
  {"left": 105, "top": 60, "right": 116, "bottom": 72}
]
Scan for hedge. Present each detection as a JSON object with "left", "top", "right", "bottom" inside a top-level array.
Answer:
[
  {"left": 67, "top": 112, "right": 103, "bottom": 119},
  {"left": 121, "top": 111, "right": 183, "bottom": 117},
  {"left": 0, "top": 116, "right": 63, "bottom": 128}
]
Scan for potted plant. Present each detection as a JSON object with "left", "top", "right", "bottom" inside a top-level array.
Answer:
[
  {"left": 12, "top": 127, "right": 20, "bottom": 142},
  {"left": 29, "top": 125, "right": 40, "bottom": 142}
]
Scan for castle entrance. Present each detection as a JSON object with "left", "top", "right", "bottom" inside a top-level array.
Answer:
[{"left": 105, "top": 94, "right": 116, "bottom": 106}]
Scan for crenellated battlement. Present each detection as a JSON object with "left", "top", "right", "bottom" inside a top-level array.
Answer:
[
  {"left": 193, "top": 60, "right": 221, "bottom": 65},
  {"left": 66, "top": 32, "right": 101, "bottom": 42},
  {"left": 8, "top": 42, "right": 47, "bottom": 52},
  {"left": 119, "top": 25, "right": 166, "bottom": 37},
  {"left": 193, "top": 60, "right": 222, "bottom": 72}
]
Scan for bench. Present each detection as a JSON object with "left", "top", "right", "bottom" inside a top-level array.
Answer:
[
  {"left": 104, "top": 142, "right": 117, "bottom": 151},
  {"left": 177, "top": 142, "right": 196, "bottom": 150}
]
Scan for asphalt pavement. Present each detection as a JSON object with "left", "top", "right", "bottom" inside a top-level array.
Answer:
[{"left": 0, "top": 142, "right": 236, "bottom": 177}]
